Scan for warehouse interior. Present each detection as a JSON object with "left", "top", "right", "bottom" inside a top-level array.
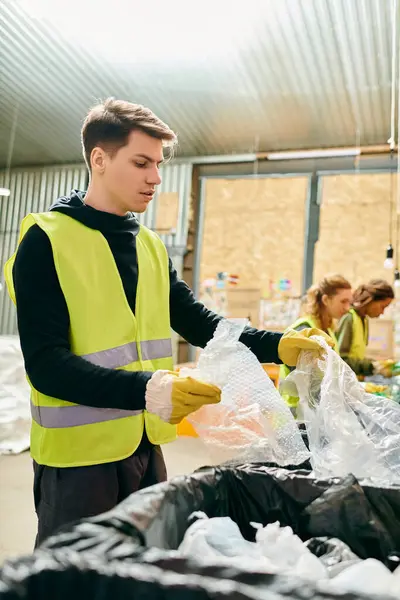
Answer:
[{"left": 2, "top": 0, "right": 400, "bottom": 597}]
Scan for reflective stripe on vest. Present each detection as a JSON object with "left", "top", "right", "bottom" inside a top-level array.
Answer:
[
  {"left": 140, "top": 338, "right": 172, "bottom": 361},
  {"left": 31, "top": 401, "right": 143, "bottom": 429},
  {"left": 82, "top": 338, "right": 173, "bottom": 368},
  {"left": 30, "top": 337, "right": 173, "bottom": 429}
]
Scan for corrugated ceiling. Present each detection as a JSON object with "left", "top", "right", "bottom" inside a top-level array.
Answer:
[{"left": 0, "top": 0, "right": 396, "bottom": 167}]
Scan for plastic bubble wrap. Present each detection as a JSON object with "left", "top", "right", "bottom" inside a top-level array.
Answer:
[
  {"left": 281, "top": 337, "right": 400, "bottom": 483},
  {"left": 181, "top": 319, "right": 309, "bottom": 465}
]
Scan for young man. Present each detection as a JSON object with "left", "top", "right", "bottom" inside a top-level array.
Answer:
[{"left": 4, "top": 98, "right": 331, "bottom": 546}]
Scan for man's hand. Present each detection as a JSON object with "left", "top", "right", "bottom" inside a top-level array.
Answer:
[
  {"left": 278, "top": 328, "right": 335, "bottom": 367},
  {"left": 145, "top": 370, "right": 221, "bottom": 425}
]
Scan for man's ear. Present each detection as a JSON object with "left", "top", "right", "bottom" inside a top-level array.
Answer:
[{"left": 91, "top": 147, "right": 107, "bottom": 173}]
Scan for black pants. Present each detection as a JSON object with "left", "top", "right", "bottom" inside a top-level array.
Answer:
[{"left": 33, "top": 441, "right": 167, "bottom": 547}]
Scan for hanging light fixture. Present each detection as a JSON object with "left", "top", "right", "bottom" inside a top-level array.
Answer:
[
  {"left": 385, "top": 0, "right": 398, "bottom": 271},
  {"left": 396, "top": 0, "right": 400, "bottom": 291},
  {"left": 384, "top": 150, "right": 396, "bottom": 270},
  {"left": 385, "top": 242, "right": 395, "bottom": 269}
]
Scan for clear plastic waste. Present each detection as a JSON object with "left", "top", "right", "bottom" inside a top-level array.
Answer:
[
  {"left": 0, "top": 335, "right": 31, "bottom": 454},
  {"left": 179, "top": 514, "right": 400, "bottom": 597},
  {"left": 324, "top": 559, "right": 400, "bottom": 598},
  {"left": 178, "top": 514, "right": 327, "bottom": 580},
  {"left": 178, "top": 512, "right": 267, "bottom": 564},
  {"left": 252, "top": 520, "right": 327, "bottom": 581},
  {"left": 281, "top": 337, "right": 400, "bottom": 483},
  {"left": 181, "top": 319, "right": 309, "bottom": 465}
]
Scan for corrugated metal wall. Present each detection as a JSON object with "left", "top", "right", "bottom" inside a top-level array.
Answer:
[
  {"left": 0, "top": 164, "right": 87, "bottom": 334},
  {"left": 0, "top": 161, "right": 193, "bottom": 341}
]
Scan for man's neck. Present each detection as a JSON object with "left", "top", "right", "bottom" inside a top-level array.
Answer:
[{"left": 84, "top": 184, "right": 128, "bottom": 217}]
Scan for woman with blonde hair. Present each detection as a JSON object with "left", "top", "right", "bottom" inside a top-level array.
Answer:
[
  {"left": 280, "top": 274, "right": 353, "bottom": 414},
  {"left": 337, "top": 279, "right": 394, "bottom": 377}
]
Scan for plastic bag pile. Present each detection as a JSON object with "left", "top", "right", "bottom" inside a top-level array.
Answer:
[
  {"left": 0, "top": 335, "right": 31, "bottom": 455},
  {"left": 178, "top": 513, "right": 400, "bottom": 598}
]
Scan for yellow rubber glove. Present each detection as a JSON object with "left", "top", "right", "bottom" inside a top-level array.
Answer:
[
  {"left": 278, "top": 328, "right": 335, "bottom": 367},
  {"left": 145, "top": 370, "right": 221, "bottom": 425},
  {"left": 373, "top": 361, "right": 394, "bottom": 379}
]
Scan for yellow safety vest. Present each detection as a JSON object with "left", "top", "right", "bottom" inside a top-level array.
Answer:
[
  {"left": 348, "top": 308, "right": 369, "bottom": 360},
  {"left": 279, "top": 315, "right": 338, "bottom": 409},
  {"left": 4, "top": 212, "right": 177, "bottom": 467}
]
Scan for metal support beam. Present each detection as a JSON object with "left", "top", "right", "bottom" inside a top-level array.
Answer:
[
  {"left": 302, "top": 173, "right": 321, "bottom": 294},
  {"left": 192, "top": 177, "right": 206, "bottom": 301},
  {"left": 187, "top": 177, "right": 207, "bottom": 362},
  {"left": 197, "top": 153, "right": 398, "bottom": 179}
]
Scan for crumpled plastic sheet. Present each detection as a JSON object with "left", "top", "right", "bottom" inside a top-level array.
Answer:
[
  {"left": 323, "top": 558, "right": 400, "bottom": 598},
  {"left": 181, "top": 319, "right": 309, "bottom": 466},
  {"left": 0, "top": 335, "right": 31, "bottom": 455},
  {"left": 179, "top": 513, "right": 328, "bottom": 581},
  {"left": 178, "top": 514, "right": 400, "bottom": 597},
  {"left": 281, "top": 337, "right": 400, "bottom": 484}
]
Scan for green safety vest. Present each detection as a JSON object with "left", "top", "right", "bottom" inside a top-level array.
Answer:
[
  {"left": 348, "top": 308, "right": 369, "bottom": 360},
  {"left": 4, "top": 212, "right": 177, "bottom": 467},
  {"left": 278, "top": 315, "right": 338, "bottom": 409}
]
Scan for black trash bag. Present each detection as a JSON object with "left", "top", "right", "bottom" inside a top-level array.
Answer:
[
  {"left": 42, "top": 464, "right": 320, "bottom": 554},
  {"left": 305, "top": 537, "right": 360, "bottom": 567},
  {"left": 1, "top": 464, "right": 400, "bottom": 600},
  {"left": 39, "top": 464, "right": 400, "bottom": 560},
  {"left": 0, "top": 547, "right": 379, "bottom": 600}
]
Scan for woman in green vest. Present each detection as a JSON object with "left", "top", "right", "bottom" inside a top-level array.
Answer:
[
  {"left": 280, "top": 274, "right": 353, "bottom": 415},
  {"left": 336, "top": 279, "right": 394, "bottom": 377}
]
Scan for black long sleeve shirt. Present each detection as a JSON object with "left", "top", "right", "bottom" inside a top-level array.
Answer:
[{"left": 12, "top": 191, "right": 283, "bottom": 413}]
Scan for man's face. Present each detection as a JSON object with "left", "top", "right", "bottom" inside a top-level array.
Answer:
[{"left": 96, "top": 130, "right": 164, "bottom": 215}]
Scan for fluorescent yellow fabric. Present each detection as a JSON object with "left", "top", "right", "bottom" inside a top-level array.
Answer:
[
  {"left": 348, "top": 308, "right": 369, "bottom": 360},
  {"left": 4, "top": 212, "right": 177, "bottom": 467},
  {"left": 279, "top": 316, "right": 338, "bottom": 410}
]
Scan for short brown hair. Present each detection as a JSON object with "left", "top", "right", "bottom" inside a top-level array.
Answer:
[
  {"left": 81, "top": 98, "right": 177, "bottom": 170},
  {"left": 353, "top": 279, "right": 394, "bottom": 308}
]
